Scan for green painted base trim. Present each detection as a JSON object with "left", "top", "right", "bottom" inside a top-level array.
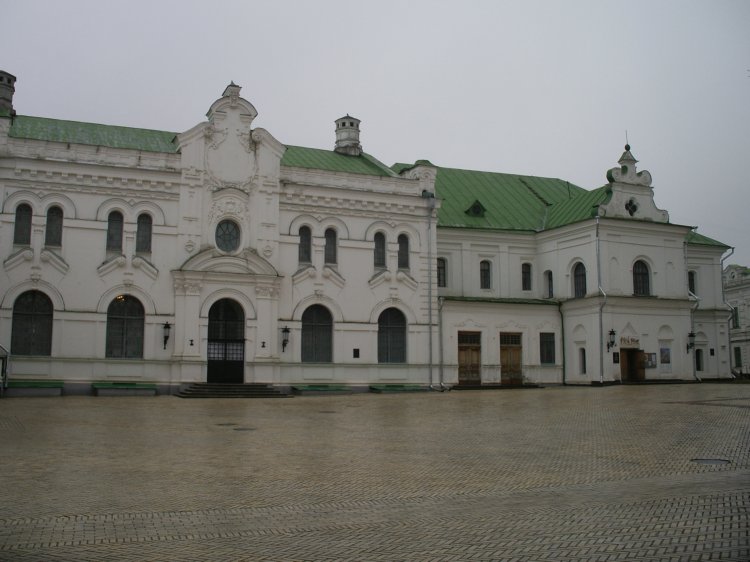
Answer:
[
  {"left": 92, "top": 382, "right": 157, "bottom": 389},
  {"left": 369, "top": 384, "right": 427, "bottom": 393}
]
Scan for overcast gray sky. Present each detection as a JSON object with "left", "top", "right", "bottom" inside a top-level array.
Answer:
[{"left": 4, "top": 0, "right": 749, "bottom": 266}]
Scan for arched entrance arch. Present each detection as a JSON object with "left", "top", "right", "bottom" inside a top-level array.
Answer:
[{"left": 207, "top": 298, "right": 245, "bottom": 383}]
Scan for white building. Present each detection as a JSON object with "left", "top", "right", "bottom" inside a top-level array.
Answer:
[
  {"left": 724, "top": 264, "right": 750, "bottom": 375},
  {"left": 0, "top": 71, "right": 734, "bottom": 394}
]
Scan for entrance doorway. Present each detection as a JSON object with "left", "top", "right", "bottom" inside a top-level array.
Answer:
[
  {"left": 207, "top": 299, "right": 245, "bottom": 384},
  {"left": 500, "top": 332, "right": 522, "bottom": 385},
  {"left": 458, "top": 331, "right": 481, "bottom": 385},
  {"left": 620, "top": 349, "right": 646, "bottom": 382}
]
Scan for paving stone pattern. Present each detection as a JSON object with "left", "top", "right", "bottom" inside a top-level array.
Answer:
[{"left": 0, "top": 384, "right": 748, "bottom": 561}]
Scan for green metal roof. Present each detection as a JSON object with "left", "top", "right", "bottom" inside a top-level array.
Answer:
[
  {"left": 544, "top": 185, "right": 611, "bottom": 229},
  {"left": 282, "top": 145, "right": 397, "bottom": 177},
  {"left": 392, "top": 164, "right": 588, "bottom": 231},
  {"left": 686, "top": 230, "right": 730, "bottom": 248},
  {"left": 9, "top": 115, "right": 179, "bottom": 153}
]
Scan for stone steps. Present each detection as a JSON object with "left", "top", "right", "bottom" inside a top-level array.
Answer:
[{"left": 175, "top": 383, "right": 291, "bottom": 399}]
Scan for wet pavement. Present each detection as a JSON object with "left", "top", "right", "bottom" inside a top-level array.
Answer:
[{"left": 0, "top": 384, "right": 748, "bottom": 561}]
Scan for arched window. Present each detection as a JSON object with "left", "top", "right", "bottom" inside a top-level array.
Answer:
[
  {"left": 480, "top": 260, "right": 491, "bottom": 290},
  {"left": 106, "top": 211, "right": 124, "bottom": 252},
  {"left": 106, "top": 295, "right": 144, "bottom": 358},
  {"left": 633, "top": 260, "right": 650, "bottom": 296},
  {"left": 298, "top": 226, "right": 312, "bottom": 264},
  {"left": 136, "top": 214, "right": 152, "bottom": 253},
  {"left": 573, "top": 262, "right": 587, "bottom": 298},
  {"left": 45, "top": 206, "right": 63, "bottom": 247},
  {"left": 437, "top": 257, "right": 447, "bottom": 288},
  {"left": 13, "top": 203, "right": 32, "bottom": 245},
  {"left": 301, "top": 304, "right": 332, "bottom": 363},
  {"left": 374, "top": 232, "right": 386, "bottom": 269},
  {"left": 324, "top": 228, "right": 337, "bottom": 265},
  {"left": 215, "top": 219, "right": 240, "bottom": 252},
  {"left": 544, "top": 270, "right": 554, "bottom": 298},
  {"left": 397, "top": 234, "right": 409, "bottom": 269},
  {"left": 378, "top": 308, "right": 406, "bottom": 363},
  {"left": 11, "top": 290, "right": 53, "bottom": 356},
  {"left": 522, "top": 263, "right": 532, "bottom": 291}
]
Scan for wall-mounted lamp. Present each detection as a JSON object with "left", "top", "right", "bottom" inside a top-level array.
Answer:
[
  {"left": 162, "top": 322, "right": 171, "bottom": 350},
  {"left": 606, "top": 329, "right": 617, "bottom": 352},
  {"left": 282, "top": 326, "right": 290, "bottom": 352},
  {"left": 686, "top": 331, "right": 696, "bottom": 353}
]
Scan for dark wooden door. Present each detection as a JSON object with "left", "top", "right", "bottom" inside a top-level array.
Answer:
[
  {"left": 207, "top": 299, "right": 245, "bottom": 384},
  {"left": 458, "top": 332, "right": 481, "bottom": 385},
  {"left": 500, "top": 333, "right": 523, "bottom": 385}
]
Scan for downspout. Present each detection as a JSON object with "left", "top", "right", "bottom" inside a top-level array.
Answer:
[
  {"left": 596, "top": 215, "right": 607, "bottom": 385},
  {"left": 557, "top": 301, "right": 566, "bottom": 385},
  {"left": 685, "top": 235, "right": 701, "bottom": 382},
  {"left": 721, "top": 247, "right": 736, "bottom": 378},
  {"left": 422, "top": 190, "right": 436, "bottom": 389},
  {"left": 438, "top": 296, "right": 445, "bottom": 389}
]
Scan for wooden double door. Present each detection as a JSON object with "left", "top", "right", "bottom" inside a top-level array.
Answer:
[{"left": 500, "top": 332, "right": 522, "bottom": 385}]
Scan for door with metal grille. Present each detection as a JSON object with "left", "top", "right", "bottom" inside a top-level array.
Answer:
[
  {"left": 207, "top": 299, "right": 245, "bottom": 383},
  {"left": 458, "top": 331, "right": 481, "bottom": 385}
]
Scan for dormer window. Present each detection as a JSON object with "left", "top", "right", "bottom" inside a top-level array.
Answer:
[{"left": 466, "top": 200, "right": 486, "bottom": 218}]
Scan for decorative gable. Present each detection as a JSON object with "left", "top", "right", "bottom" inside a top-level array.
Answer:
[{"left": 598, "top": 145, "right": 669, "bottom": 223}]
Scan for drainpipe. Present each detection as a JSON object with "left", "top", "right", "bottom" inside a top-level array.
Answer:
[
  {"left": 685, "top": 236, "right": 702, "bottom": 382},
  {"left": 438, "top": 296, "right": 446, "bottom": 389},
  {"left": 721, "top": 247, "right": 735, "bottom": 378},
  {"left": 596, "top": 215, "right": 607, "bottom": 385},
  {"left": 557, "top": 301, "right": 566, "bottom": 385},
  {"left": 422, "top": 190, "right": 436, "bottom": 389}
]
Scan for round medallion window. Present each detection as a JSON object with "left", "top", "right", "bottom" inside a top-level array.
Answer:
[{"left": 216, "top": 220, "right": 240, "bottom": 252}]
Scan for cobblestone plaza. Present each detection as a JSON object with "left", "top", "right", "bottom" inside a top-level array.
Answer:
[{"left": 1, "top": 384, "right": 748, "bottom": 561}]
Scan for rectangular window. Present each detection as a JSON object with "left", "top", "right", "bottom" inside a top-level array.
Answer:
[
  {"left": 540, "top": 333, "right": 555, "bottom": 364},
  {"left": 731, "top": 308, "right": 740, "bottom": 329},
  {"left": 522, "top": 263, "right": 532, "bottom": 291},
  {"left": 579, "top": 347, "right": 587, "bottom": 374},
  {"left": 480, "top": 260, "right": 491, "bottom": 290},
  {"left": 437, "top": 258, "right": 446, "bottom": 288},
  {"left": 734, "top": 347, "right": 742, "bottom": 369}
]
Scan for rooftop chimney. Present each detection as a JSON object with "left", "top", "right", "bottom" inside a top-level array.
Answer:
[
  {"left": 0, "top": 71, "right": 16, "bottom": 115},
  {"left": 334, "top": 115, "right": 362, "bottom": 156}
]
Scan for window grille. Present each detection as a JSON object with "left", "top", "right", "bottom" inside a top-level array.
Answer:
[
  {"left": 301, "top": 305, "right": 333, "bottom": 363},
  {"left": 11, "top": 290, "right": 53, "bottom": 356},
  {"left": 324, "top": 228, "right": 337, "bottom": 265},
  {"left": 106, "top": 211, "right": 124, "bottom": 252},
  {"left": 14, "top": 203, "right": 32, "bottom": 245},
  {"left": 378, "top": 308, "right": 406, "bottom": 363},
  {"left": 500, "top": 333, "right": 521, "bottom": 346},
  {"left": 105, "top": 295, "right": 144, "bottom": 358},
  {"left": 633, "top": 260, "right": 650, "bottom": 296},
  {"left": 215, "top": 220, "right": 240, "bottom": 252},
  {"left": 574, "top": 262, "right": 587, "bottom": 298},
  {"left": 540, "top": 332, "right": 555, "bottom": 364},
  {"left": 136, "top": 214, "right": 152, "bottom": 253},
  {"left": 298, "top": 226, "right": 312, "bottom": 264},
  {"left": 397, "top": 234, "right": 409, "bottom": 269},
  {"left": 437, "top": 257, "right": 446, "bottom": 287},
  {"left": 480, "top": 260, "right": 491, "bottom": 289},
  {"left": 374, "top": 232, "right": 386, "bottom": 268},
  {"left": 45, "top": 206, "right": 63, "bottom": 247},
  {"left": 458, "top": 332, "right": 481, "bottom": 345}
]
